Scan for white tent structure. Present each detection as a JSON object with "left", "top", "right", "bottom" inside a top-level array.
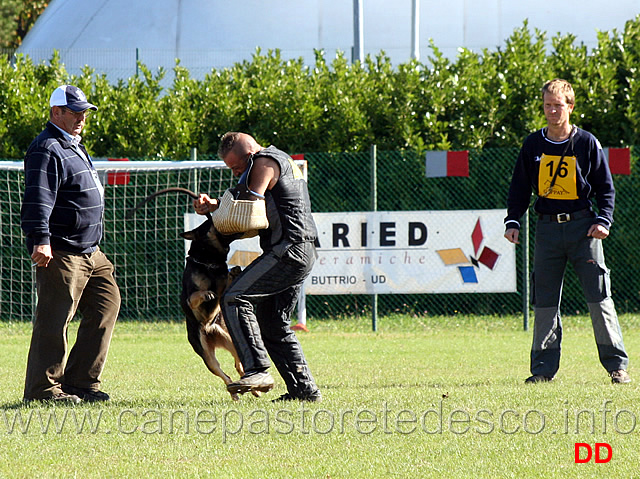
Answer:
[{"left": 17, "top": 0, "right": 640, "bottom": 82}]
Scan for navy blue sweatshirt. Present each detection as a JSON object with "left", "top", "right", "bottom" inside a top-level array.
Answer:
[
  {"left": 505, "top": 127, "right": 615, "bottom": 230},
  {"left": 21, "top": 122, "right": 104, "bottom": 254}
]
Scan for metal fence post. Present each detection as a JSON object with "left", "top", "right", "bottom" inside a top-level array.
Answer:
[
  {"left": 411, "top": 0, "right": 420, "bottom": 61},
  {"left": 371, "top": 144, "right": 378, "bottom": 332},
  {"left": 191, "top": 147, "right": 199, "bottom": 195},
  {"left": 353, "top": 0, "right": 364, "bottom": 63}
]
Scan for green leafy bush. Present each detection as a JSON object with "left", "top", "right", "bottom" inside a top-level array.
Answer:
[{"left": 1, "top": 17, "right": 640, "bottom": 159}]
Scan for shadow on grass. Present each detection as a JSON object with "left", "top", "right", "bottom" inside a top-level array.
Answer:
[
  {"left": 1, "top": 401, "right": 26, "bottom": 410},
  {"left": 0, "top": 397, "right": 243, "bottom": 410}
]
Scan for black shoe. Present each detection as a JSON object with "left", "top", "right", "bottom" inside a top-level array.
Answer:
[
  {"left": 272, "top": 390, "right": 322, "bottom": 403},
  {"left": 63, "top": 385, "right": 110, "bottom": 402},
  {"left": 610, "top": 369, "right": 631, "bottom": 384},
  {"left": 227, "top": 371, "right": 275, "bottom": 395},
  {"left": 24, "top": 392, "right": 82, "bottom": 404},
  {"left": 524, "top": 375, "right": 553, "bottom": 384}
]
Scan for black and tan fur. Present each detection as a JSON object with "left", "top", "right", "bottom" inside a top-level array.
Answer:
[
  {"left": 180, "top": 218, "right": 259, "bottom": 400},
  {"left": 128, "top": 187, "right": 254, "bottom": 400}
]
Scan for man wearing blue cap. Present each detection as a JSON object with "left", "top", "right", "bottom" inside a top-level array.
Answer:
[{"left": 21, "top": 85, "right": 121, "bottom": 403}]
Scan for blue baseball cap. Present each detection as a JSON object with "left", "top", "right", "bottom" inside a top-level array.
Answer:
[{"left": 49, "top": 85, "right": 98, "bottom": 112}]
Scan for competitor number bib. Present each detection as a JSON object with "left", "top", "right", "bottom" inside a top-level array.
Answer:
[{"left": 538, "top": 153, "right": 578, "bottom": 200}]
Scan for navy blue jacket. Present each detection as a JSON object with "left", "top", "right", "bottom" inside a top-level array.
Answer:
[{"left": 21, "top": 122, "right": 104, "bottom": 254}]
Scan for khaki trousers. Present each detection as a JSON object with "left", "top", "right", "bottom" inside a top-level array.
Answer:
[{"left": 23, "top": 248, "right": 120, "bottom": 400}]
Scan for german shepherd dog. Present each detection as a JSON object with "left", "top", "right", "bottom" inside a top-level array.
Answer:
[
  {"left": 179, "top": 218, "right": 260, "bottom": 400},
  {"left": 128, "top": 187, "right": 254, "bottom": 400}
]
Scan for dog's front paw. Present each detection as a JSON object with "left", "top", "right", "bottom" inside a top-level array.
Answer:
[{"left": 187, "top": 290, "right": 216, "bottom": 309}]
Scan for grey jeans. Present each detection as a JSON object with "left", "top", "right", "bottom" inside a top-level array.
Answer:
[{"left": 530, "top": 216, "right": 628, "bottom": 377}]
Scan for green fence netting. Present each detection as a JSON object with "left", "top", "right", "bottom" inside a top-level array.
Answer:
[{"left": 1, "top": 146, "right": 638, "bottom": 321}]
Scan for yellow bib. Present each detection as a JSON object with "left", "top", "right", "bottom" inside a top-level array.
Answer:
[{"left": 538, "top": 153, "right": 578, "bottom": 200}]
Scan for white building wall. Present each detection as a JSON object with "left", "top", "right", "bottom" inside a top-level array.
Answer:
[{"left": 17, "top": 0, "right": 640, "bottom": 80}]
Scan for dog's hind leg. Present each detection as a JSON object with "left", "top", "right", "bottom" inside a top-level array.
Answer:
[
  {"left": 220, "top": 331, "right": 262, "bottom": 397},
  {"left": 215, "top": 326, "right": 262, "bottom": 398},
  {"left": 199, "top": 330, "right": 241, "bottom": 401}
]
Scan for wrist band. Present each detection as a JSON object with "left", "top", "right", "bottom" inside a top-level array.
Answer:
[{"left": 248, "top": 189, "right": 265, "bottom": 199}]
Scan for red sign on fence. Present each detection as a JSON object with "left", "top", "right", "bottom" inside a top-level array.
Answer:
[
  {"left": 425, "top": 150, "right": 469, "bottom": 177},
  {"left": 605, "top": 147, "right": 631, "bottom": 175},
  {"left": 107, "top": 158, "right": 130, "bottom": 185}
]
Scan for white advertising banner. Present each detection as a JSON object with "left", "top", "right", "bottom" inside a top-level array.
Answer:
[
  {"left": 305, "top": 210, "right": 516, "bottom": 295},
  {"left": 185, "top": 209, "right": 517, "bottom": 296}
]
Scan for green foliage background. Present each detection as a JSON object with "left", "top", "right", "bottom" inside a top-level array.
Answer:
[
  {"left": 0, "top": 0, "right": 47, "bottom": 49},
  {"left": 2, "top": 19, "right": 640, "bottom": 319},
  {"left": 2, "top": 18, "right": 640, "bottom": 160}
]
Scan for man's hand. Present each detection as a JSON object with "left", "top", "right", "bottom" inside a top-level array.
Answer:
[
  {"left": 587, "top": 223, "right": 609, "bottom": 239},
  {"left": 31, "top": 244, "right": 53, "bottom": 267},
  {"left": 504, "top": 228, "right": 520, "bottom": 244},
  {"left": 193, "top": 194, "right": 218, "bottom": 215}
]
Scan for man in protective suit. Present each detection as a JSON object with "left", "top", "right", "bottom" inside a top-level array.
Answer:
[{"left": 193, "top": 132, "right": 321, "bottom": 401}]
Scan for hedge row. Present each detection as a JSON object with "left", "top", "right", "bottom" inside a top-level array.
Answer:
[{"left": 2, "top": 17, "right": 640, "bottom": 159}]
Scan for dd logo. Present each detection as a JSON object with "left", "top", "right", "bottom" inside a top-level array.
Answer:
[{"left": 574, "top": 443, "right": 612, "bottom": 464}]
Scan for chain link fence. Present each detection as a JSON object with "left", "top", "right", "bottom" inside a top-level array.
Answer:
[
  {"left": 303, "top": 147, "right": 640, "bottom": 318},
  {"left": 1, "top": 146, "right": 638, "bottom": 321}
]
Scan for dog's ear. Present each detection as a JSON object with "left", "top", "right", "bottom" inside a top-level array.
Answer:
[
  {"left": 181, "top": 230, "right": 195, "bottom": 240},
  {"left": 227, "top": 266, "right": 242, "bottom": 285}
]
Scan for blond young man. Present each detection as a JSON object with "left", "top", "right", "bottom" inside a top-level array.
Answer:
[{"left": 504, "top": 79, "right": 630, "bottom": 384}]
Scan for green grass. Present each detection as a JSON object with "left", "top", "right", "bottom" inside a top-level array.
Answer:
[{"left": 1, "top": 314, "right": 640, "bottom": 478}]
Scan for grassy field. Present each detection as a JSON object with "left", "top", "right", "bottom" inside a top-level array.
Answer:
[{"left": 1, "top": 314, "right": 640, "bottom": 478}]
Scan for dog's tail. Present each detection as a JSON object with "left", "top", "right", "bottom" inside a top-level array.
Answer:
[{"left": 126, "top": 187, "right": 202, "bottom": 219}]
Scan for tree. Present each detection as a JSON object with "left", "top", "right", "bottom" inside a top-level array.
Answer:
[{"left": 0, "top": 0, "right": 48, "bottom": 49}]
